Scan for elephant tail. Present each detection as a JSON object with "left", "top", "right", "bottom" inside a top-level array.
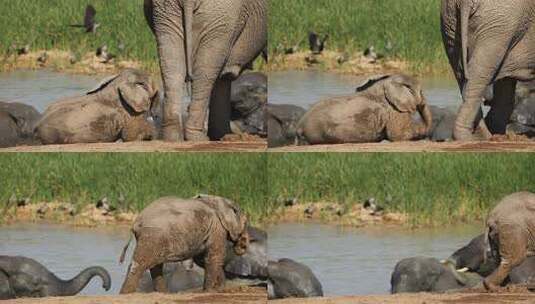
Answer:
[
  {"left": 119, "top": 233, "right": 133, "bottom": 264},
  {"left": 460, "top": 1, "right": 470, "bottom": 80},
  {"left": 184, "top": 1, "right": 194, "bottom": 85}
]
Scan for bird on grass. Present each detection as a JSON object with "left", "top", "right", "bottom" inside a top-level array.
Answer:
[
  {"left": 308, "top": 32, "right": 328, "bottom": 55},
  {"left": 96, "top": 45, "right": 115, "bottom": 63},
  {"left": 70, "top": 5, "right": 99, "bottom": 33},
  {"left": 37, "top": 52, "right": 48, "bottom": 65}
]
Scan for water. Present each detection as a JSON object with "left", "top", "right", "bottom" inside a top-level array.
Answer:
[
  {"left": 268, "top": 70, "right": 460, "bottom": 110},
  {"left": 0, "top": 224, "right": 131, "bottom": 295},
  {"left": 267, "top": 223, "right": 482, "bottom": 296},
  {"left": 0, "top": 70, "right": 104, "bottom": 113}
]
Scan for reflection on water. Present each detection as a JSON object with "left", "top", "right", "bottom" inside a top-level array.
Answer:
[
  {"left": 0, "top": 70, "right": 103, "bottom": 112},
  {"left": 0, "top": 224, "right": 131, "bottom": 295},
  {"left": 268, "top": 70, "right": 460, "bottom": 110},
  {"left": 268, "top": 223, "right": 481, "bottom": 296}
]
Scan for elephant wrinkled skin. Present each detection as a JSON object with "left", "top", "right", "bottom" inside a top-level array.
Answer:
[
  {"left": 35, "top": 69, "right": 158, "bottom": 144},
  {"left": 267, "top": 104, "right": 306, "bottom": 147},
  {"left": 0, "top": 255, "right": 111, "bottom": 299},
  {"left": 0, "top": 102, "right": 41, "bottom": 147},
  {"left": 144, "top": 0, "right": 267, "bottom": 142},
  {"left": 119, "top": 195, "right": 249, "bottom": 294},
  {"left": 483, "top": 192, "right": 535, "bottom": 290},
  {"left": 267, "top": 258, "right": 323, "bottom": 299},
  {"left": 297, "top": 74, "right": 433, "bottom": 145},
  {"left": 441, "top": 0, "right": 535, "bottom": 140}
]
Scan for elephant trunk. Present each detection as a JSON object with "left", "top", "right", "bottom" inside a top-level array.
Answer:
[
  {"left": 234, "top": 229, "right": 249, "bottom": 256},
  {"left": 58, "top": 266, "right": 111, "bottom": 296},
  {"left": 418, "top": 97, "right": 433, "bottom": 135}
]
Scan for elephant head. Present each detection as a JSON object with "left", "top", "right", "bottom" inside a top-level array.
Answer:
[
  {"left": 87, "top": 69, "right": 159, "bottom": 116},
  {"left": 443, "top": 234, "right": 498, "bottom": 277},
  {"left": 356, "top": 74, "right": 433, "bottom": 135},
  {"left": 194, "top": 194, "right": 249, "bottom": 255},
  {"left": 224, "top": 226, "right": 268, "bottom": 279}
]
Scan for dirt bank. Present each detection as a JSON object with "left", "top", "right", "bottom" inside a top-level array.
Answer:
[
  {"left": 0, "top": 139, "right": 266, "bottom": 152},
  {"left": 270, "top": 140, "right": 535, "bottom": 153},
  {"left": 2, "top": 287, "right": 266, "bottom": 304}
]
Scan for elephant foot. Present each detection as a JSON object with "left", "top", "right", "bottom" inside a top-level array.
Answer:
[
  {"left": 483, "top": 279, "right": 500, "bottom": 292},
  {"left": 162, "top": 126, "right": 184, "bottom": 142},
  {"left": 185, "top": 128, "right": 210, "bottom": 142},
  {"left": 453, "top": 126, "right": 477, "bottom": 142}
]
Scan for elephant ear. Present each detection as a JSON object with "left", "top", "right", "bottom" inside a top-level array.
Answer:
[
  {"left": 195, "top": 194, "right": 245, "bottom": 241},
  {"left": 118, "top": 81, "right": 152, "bottom": 114},
  {"left": 87, "top": 74, "right": 120, "bottom": 95},
  {"left": 384, "top": 75, "right": 419, "bottom": 113},
  {"left": 355, "top": 75, "right": 390, "bottom": 92}
]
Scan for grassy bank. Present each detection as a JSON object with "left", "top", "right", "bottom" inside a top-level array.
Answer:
[
  {"left": 267, "top": 154, "right": 535, "bottom": 226},
  {"left": 0, "top": 0, "right": 159, "bottom": 72},
  {"left": 269, "top": 0, "right": 448, "bottom": 73},
  {"left": 0, "top": 154, "right": 269, "bottom": 224}
]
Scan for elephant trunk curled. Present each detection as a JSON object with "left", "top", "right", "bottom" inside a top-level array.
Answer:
[
  {"left": 57, "top": 266, "right": 111, "bottom": 296},
  {"left": 418, "top": 96, "right": 433, "bottom": 136}
]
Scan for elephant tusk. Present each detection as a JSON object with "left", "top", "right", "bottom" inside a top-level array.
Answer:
[{"left": 456, "top": 267, "right": 469, "bottom": 273}]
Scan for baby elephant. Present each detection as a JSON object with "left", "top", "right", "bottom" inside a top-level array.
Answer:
[
  {"left": 119, "top": 194, "right": 249, "bottom": 293},
  {"left": 35, "top": 69, "right": 158, "bottom": 144},
  {"left": 483, "top": 192, "right": 535, "bottom": 290},
  {"left": 297, "top": 74, "right": 433, "bottom": 144},
  {"left": 0, "top": 255, "right": 111, "bottom": 299}
]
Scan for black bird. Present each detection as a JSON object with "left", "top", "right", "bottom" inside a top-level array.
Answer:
[
  {"left": 70, "top": 5, "right": 99, "bottom": 33},
  {"left": 16, "top": 44, "right": 30, "bottom": 55},
  {"left": 308, "top": 32, "right": 328, "bottom": 55}
]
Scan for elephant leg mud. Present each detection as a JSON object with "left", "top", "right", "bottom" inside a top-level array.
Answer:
[
  {"left": 203, "top": 242, "right": 226, "bottom": 292},
  {"left": 150, "top": 263, "right": 168, "bottom": 293},
  {"left": 208, "top": 78, "right": 232, "bottom": 140}
]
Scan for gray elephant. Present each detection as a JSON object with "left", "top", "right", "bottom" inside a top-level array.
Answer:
[
  {"left": 441, "top": 0, "right": 535, "bottom": 141},
  {"left": 144, "top": 0, "right": 267, "bottom": 142},
  {"left": 34, "top": 69, "right": 158, "bottom": 145},
  {"left": 119, "top": 194, "right": 249, "bottom": 293},
  {"left": 0, "top": 255, "right": 111, "bottom": 299},
  {"left": 267, "top": 104, "right": 306, "bottom": 148},
  {"left": 429, "top": 105, "right": 456, "bottom": 142},
  {"left": 230, "top": 72, "right": 267, "bottom": 137},
  {"left": 137, "top": 226, "right": 268, "bottom": 293},
  {"left": 483, "top": 192, "right": 535, "bottom": 290},
  {"left": 446, "top": 233, "right": 535, "bottom": 285},
  {"left": 267, "top": 258, "right": 323, "bottom": 299},
  {"left": 507, "top": 80, "right": 535, "bottom": 137},
  {"left": 297, "top": 74, "right": 433, "bottom": 145},
  {"left": 390, "top": 256, "right": 482, "bottom": 294},
  {"left": 0, "top": 101, "right": 41, "bottom": 147}
]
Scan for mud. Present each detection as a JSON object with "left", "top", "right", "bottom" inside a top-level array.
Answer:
[
  {"left": 271, "top": 292, "right": 535, "bottom": 304},
  {"left": 2, "top": 286, "right": 266, "bottom": 304},
  {"left": 0, "top": 140, "right": 266, "bottom": 152},
  {"left": 268, "top": 201, "right": 406, "bottom": 228},
  {"left": 270, "top": 140, "right": 535, "bottom": 152}
]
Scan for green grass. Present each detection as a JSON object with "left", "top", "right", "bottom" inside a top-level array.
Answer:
[
  {"left": 267, "top": 154, "right": 535, "bottom": 225},
  {"left": 269, "top": 0, "right": 448, "bottom": 72},
  {"left": 0, "top": 0, "right": 159, "bottom": 70},
  {"left": 0, "top": 154, "right": 269, "bottom": 224}
]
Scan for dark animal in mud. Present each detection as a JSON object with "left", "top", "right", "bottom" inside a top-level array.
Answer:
[
  {"left": 0, "top": 255, "right": 111, "bottom": 299},
  {"left": 119, "top": 195, "right": 249, "bottom": 293},
  {"left": 230, "top": 72, "right": 267, "bottom": 137},
  {"left": 297, "top": 74, "right": 433, "bottom": 144},
  {"left": 35, "top": 69, "right": 158, "bottom": 144},
  {"left": 267, "top": 258, "right": 323, "bottom": 299},
  {"left": 0, "top": 101, "right": 41, "bottom": 147},
  {"left": 267, "top": 104, "right": 306, "bottom": 147}
]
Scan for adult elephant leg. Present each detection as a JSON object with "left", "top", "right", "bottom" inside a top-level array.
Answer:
[
  {"left": 203, "top": 242, "right": 226, "bottom": 291},
  {"left": 150, "top": 263, "right": 167, "bottom": 293},
  {"left": 484, "top": 78, "right": 517, "bottom": 134},
  {"left": 207, "top": 77, "right": 232, "bottom": 140},
  {"left": 156, "top": 33, "right": 187, "bottom": 142}
]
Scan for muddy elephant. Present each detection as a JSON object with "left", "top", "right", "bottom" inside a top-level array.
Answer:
[
  {"left": 390, "top": 256, "right": 482, "bottom": 293},
  {"left": 144, "top": 0, "right": 267, "bottom": 142},
  {"left": 429, "top": 105, "right": 456, "bottom": 142},
  {"left": 34, "top": 69, "right": 158, "bottom": 145},
  {"left": 440, "top": 0, "right": 535, "bottom": 140},
  {"left": 0, "top": 255, "right": 111, "bottom": 299},
  {"left": 119, "top": 194, "right": 249, "bottom": 293},
  {"left": 446, "top": 233, "right": 535, "bottom": 285},
  {"left": 0, "top": 101, "right": 41, "bottom": 147},
  {"left": 507, "top": 81, "right": 535, "bottom": 137},
  {"left": 230, "top": 72, "right": 267, "bottom": 137},
  {"left": 296, "top": 74, "right": 433, "bottom": 144},
  {"left": 483, "top": 192, "right": 535, "bottom": 290},
  {"left": 267, "top": 104, "right": 306, "bottom": 148},
  {"left": 137, "top": 226, "right": 268, "bottom": 292},
  {"left": 267, "top": 258, "right": 323, "bottom": 299}
]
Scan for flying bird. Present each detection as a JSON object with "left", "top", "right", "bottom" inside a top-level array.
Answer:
[{"left": 70, "top": 5, "right": 99, "bottom": 33}]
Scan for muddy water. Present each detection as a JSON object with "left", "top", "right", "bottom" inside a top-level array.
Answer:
[
  {"left": 0, "top": 70, "right": 103, "bottom": 112},
  {"left": 0, "top": 224, "right": 131, "bottom": 295},
  {"left": 268, "top": 70, "right": 460, "bottom": 110},
  {"left": 267, "top": 223, "right": 482, "bottom": 296}
]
